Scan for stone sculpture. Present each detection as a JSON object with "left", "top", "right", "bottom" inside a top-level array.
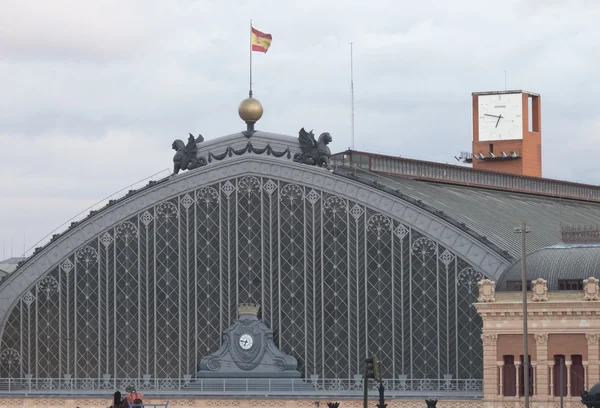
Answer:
[
  {"left": 172, "top": 133, "right": 207, "bottom": 175},
  {"left": 293, "top": 127, "right": 333, "bottom": 170}
]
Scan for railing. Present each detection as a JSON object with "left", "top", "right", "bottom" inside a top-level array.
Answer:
[
  {"left": 0, "top": 377, "right": 483, "bottom": 397},
  {"left": 331, "top": 150, "right": 600, "bottom": 202}
]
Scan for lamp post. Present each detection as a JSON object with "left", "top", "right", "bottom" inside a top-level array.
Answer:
[{"left": 515, "top": 222, "right": 531, "bottom": 408}]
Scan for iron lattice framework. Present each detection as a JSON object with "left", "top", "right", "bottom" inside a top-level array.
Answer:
[{"left": 0, "top": 176, "right": 486, "bottom": 381}]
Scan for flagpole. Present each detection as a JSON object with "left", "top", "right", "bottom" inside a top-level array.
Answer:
[
  {"left": 249, "top": 19, "right": 253, "bottom": 98},
  {"left": 350, "top": 42, "right": 355, "bottom": 150}
]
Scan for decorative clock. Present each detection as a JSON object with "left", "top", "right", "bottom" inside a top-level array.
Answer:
[
  {"left": 239, "top": 334, "right": 254, "bottom": 350},
  {"left": 477, "top": 93, "right": 523, "bottom": 141}
]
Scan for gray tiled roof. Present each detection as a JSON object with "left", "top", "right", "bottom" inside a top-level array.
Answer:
[
  {"left": 339, "top": 169, "right": 600, "bottom": 261},
  {"left": 497, "top": 244, "right": 600, "bottom": 291},
  {"left": 0, "top": 257, "right": 27, "bottom": 275}
]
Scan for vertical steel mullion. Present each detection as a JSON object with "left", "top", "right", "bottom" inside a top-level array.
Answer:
[
  {"left": 269, "top": 188, "right": 273, "bottom": 329},
  {"left": 455, "top": 261, "right": 459, "bottom": 378},
  {"left": 73, "top": 260, "right": 78, "bottom": 379},
  {"left": 409, "top": 228, "right": 413, "bottom": 379},
  {"left": 97, "top": 240, "right": 102, "bottom": 379},
  {"left": 363, "top": 207, "right": 368, "bottom": 359},
  {"left": 391, "top": 220, "right": 395, "bottom": 378},
  {"left": 145, "top": 222, "right": 150, "bottom": 376},
  {"left": 207, "top": 201, "right": 213, "bottom": 350},
  {"left": 194, "top": 193, "right": 198, "bottom": 377},
  {"left": 290, "top": 193, "right": 295, "bottom": 354},
  {"left": 355, "top": 219, "right": 360, "bottom": 374},
  {"left": 377, "top": 224, "right": 382, "bottom": 358},
  {"left": 400, "top": 225, "right": 405, "bottom": 376},
  {"left": 113, "top": 227, "right": 117, "bottom": 380},
  {"left": 178, "top": 200, "right": 183, "bottom": 379},
  {"left": 346, "top": 200, "right": 351, "bottom": 379},
  {"left": 320, "top": 190, "right": 325, "bottom": 378},
  {"left": 105, "top": 243, "right": 110, "bottom": 376},
  {"left": 235, "top": 181, "right": 239, "bottom": 308},
  {"left": 153, "top": 206, "right": 157, "bottom": 379},
  {"left": 445, "top": 262, "right": 450, "bottom": 376},
  {"left": 164, "top": 211, "right": 170, "bottom": 377},
  {"left": 218, "top": 185, "right": 223, "bottom": 339},
  {"left": 311, "top": 201, "right": 316, "bottom": 376},
  {"left": 138, "top": 217, "right": 142, "bottom": 379},
  {"left": 277, "top": 181, "right": 282, "bottom": 347},
  {"left": 27, "top": 301, "right": 31, "bottom": 376},
  {"left": 58, "top": 265, "right": 62, "bottom": 378},
  {"left": 332, "top": 209, "right": 338, "bottom": 378},
  {"left": 19, "top": 300, "right": 23, "bottom": 378},
  {"left": 35, "top": 283, "right": 38, "bottom": 379},
  {"left": 303, "top": 186, "right": 308, "bottom": 378},
  {"left": 227, "top": 190, "right": 231, "bottom": 327},
  {"left": 436, "top": 243, "right": 440, "bottom": 379},
  {"left": 261, "top": 179, "right": 265, "bottom": 320}
]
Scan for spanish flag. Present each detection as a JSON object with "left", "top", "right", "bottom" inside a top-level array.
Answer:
[{"left": 251, "top": 27, "right": 272, "bottom": 53}]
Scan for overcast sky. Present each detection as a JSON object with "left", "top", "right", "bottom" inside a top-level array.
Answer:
[{"left": 1, "top": 0, "right": 599, "bottom": 259}]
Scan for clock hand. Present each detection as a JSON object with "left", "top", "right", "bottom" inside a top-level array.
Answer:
[
  {"left": 484, "top": 113, "right": 500, "bottom": 118},
  {"left": 495, "top": 114, "right": 503, "bottom": 128}
]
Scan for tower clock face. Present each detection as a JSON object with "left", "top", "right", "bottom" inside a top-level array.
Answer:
[
  {"left": 478, "top": 93, "right": 523, "bottom": 142},
  {"left": 239, "top": 334, "right": 254, "bottom": 350}
]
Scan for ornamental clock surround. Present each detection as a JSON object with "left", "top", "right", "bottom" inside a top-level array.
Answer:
[{"left": 477, "top": 93, "right": 523, "bottom": 142}]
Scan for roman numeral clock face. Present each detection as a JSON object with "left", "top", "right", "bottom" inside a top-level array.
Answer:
[{"left": 478, "top": 94, "right": 523, "bottom": 142}]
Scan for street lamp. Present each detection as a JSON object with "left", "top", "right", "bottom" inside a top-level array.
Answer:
[{"left": 514, "top": 222, "right": 531, "bottom": 408}]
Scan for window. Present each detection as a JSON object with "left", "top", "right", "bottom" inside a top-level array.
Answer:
[
  {"left": 554, "top": 355, "right": 567, "bottom": 397},
  {"left": 558, "top": 279, "right": 583, "bottom": 291},
  {"left": 489, "top": 143, "right": 494, "bottom": 154},
  {"left": 571, "top": 355, "right": 585, "bottom": 397},
  {"left": 506, "top": 281, "right": 531, "bottom": 291},
  {"left": 503, "top": 355, "right": 516, "bottom": 397},
  {"left": 519, "top": 355, "right": 534, "bottom": 397}
]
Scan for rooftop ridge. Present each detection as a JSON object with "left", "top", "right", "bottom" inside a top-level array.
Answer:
[{"left": 331, "top": 149, "right": 600, "bottom": 203}]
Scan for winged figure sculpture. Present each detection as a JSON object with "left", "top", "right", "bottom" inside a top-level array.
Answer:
[
  {"left": 172, "top": 133, "right": 206, "bottom": 175},
  {"left": 293, "top": 127, "right": 333, "bottom": 170}
]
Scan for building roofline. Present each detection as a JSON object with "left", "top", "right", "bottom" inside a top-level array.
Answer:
[
  {"left": 332, "top": 149, "right": 600, "bottom": 203},
  {"left": 471, "top": 90, "right": 540, "bottom": 96}
]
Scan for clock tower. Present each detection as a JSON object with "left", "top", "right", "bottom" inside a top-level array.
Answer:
[{"left": 471, "top": 90, "right": 542, "bottom": 177}]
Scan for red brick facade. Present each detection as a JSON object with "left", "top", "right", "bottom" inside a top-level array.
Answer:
[{"left": 472, "top": 92, "right": 542, "bottom": 177}]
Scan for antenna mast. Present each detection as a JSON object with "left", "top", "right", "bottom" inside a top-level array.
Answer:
[{"left": 350, "top": 42, "right": 355, "bottom": 150}]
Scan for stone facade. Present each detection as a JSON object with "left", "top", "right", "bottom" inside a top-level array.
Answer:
[{"left": 475, "top": 277, "right": 600, "bottom": 408}]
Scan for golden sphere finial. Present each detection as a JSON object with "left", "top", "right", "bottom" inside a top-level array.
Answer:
[{"left": 238, "top": 97, "right": 263, "bottom": 124}]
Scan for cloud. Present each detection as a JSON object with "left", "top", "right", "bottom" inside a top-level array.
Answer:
[{"left": 1, "top": 0, "right": 600, "bottom": 256}]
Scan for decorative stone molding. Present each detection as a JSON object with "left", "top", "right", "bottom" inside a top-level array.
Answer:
[
  {"left": 481, "top": 333, "right": 499, "bottom": 346},
  {"left": 479, "top": 308, "right": 600, "bottom": 320},
  {"left": 477, "top": 279, "right": 496, "bottom": 302},
  {"left": 583, "top": 277, "right": 599, "bottom": 301},
  {"left": 531, "top": 278, "right": 548, "bottom": 301},
  {"left": 534, "top": 333, "right": 549, "bottom": 346},
  {"left": 586, "top": 333, "right": 600, "bottom": 345}
]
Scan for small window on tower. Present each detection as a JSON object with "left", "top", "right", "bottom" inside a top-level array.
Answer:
[{"left": 489, "top": 143, "right": 494, "bottom": 154}]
